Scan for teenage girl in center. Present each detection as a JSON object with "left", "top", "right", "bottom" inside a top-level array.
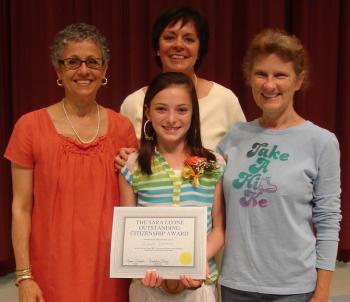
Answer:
[{"left": 119, "top": 72, "right": 225, "bottom": 302}]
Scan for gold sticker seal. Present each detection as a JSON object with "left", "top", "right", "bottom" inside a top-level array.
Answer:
[{"left": 179, "top": 252, "right": 192, "bottom": 265}]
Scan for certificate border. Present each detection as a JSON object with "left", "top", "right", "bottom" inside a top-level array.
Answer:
[{"left": 110, "top": 207, "right": 207, "bottom": 280}]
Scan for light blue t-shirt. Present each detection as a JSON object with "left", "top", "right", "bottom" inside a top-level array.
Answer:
[{"left": 217, "top": 120, "right": 341, "bottom": 295}]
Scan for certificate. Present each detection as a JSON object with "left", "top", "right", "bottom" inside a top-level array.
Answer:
[{"left": 110, "top": 207, "right": 207, "bottom": 280}]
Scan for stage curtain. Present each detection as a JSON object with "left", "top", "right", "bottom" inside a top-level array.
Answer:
[
  {"left": 0, "top": 0, "right": 15, "bottom": 275},
  {"left": 1, "top": 0, "right": 349, "bottom": 275}
]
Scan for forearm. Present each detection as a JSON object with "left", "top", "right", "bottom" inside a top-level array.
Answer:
[
  {"left": 12, "top": 204, "right": 32, "bottom": 268},
  {"left": 12, "top": 202, "right": 44, "bottom": 301},
  {"left": 206, "top": 226, "right": 225, "bottom": 260},
  {"left": 311, "top": 268, "right": 333, "bottom": 302},
  {"left": 207, "top": 178, "right": 225, "bottom": 260}
]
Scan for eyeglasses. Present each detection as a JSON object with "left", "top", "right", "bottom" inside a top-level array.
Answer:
[{"left": 58, "top": 57, "right": 104, "bottom": 70}]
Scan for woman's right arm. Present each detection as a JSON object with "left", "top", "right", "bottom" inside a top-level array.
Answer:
[{"left": 11, "top": 163, "right": 45, "bottom": 302}]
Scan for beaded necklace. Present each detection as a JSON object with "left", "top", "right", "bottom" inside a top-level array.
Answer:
[{"left": 62, "top": 99, "right": 100, "bottom": 144}]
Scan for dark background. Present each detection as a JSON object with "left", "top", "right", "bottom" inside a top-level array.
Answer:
[{"left": 1, "top": 0, "right": 349, "bottom": 275}]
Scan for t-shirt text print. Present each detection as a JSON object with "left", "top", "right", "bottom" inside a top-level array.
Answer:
[{"left": 232, "top": 142, "right": 289, "bottom": 208}]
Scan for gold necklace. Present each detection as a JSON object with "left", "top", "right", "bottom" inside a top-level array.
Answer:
[{"left": 62, "top": 99, "right": 100, "bottom": 144}]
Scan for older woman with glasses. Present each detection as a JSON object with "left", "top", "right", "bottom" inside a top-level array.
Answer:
[{"left": 5, "top": 23, "right": 137, "bottom": 302}]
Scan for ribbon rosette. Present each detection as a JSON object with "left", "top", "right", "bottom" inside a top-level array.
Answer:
[{"left": 182, "top": 156, "right": 214, "bottom": 186}]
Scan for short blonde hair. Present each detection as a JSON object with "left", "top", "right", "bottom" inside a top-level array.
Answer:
[{"left": 242, "top": 29, "right": 310, "bottom": 88}]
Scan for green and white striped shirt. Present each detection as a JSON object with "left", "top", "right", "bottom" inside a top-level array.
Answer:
[{"left": 121, "top": 150, "right": 225, "bottom": 282}]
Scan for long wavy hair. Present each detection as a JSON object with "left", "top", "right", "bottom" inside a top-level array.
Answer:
[{"left": 138, "top": 72, "right": 215, "bottom": 174}]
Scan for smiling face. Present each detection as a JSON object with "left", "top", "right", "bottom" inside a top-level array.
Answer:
[
  {"left": 56, "top": 39, "right": 107, "bottom": 101},
  {"left": 146, "top": 84, "right": 193, "bottom": 149},
  {"left": 158, "top": 20, "right": 200, "bottom": 75},
  {"left": 250, "top": 53, "right": 304, "bottom": 118}
]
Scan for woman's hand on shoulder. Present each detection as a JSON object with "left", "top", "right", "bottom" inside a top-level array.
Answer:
[
  {"left": 114, "top": 147, "right": 137, "bottom": 171},
  {"left": 18, "top": 279, "right": 45, "bottom": 302}
]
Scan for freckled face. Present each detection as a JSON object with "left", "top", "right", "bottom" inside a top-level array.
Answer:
[
  {"left": 158, "top": 20, "right": 200, "bottom": 75},
  {"left": 56, "top": 39, "right": 107, "bottom": 101},
  {"left": 146, "top": 85, "right": 193, "bottom": 148},
  {"left": 250, "top": 53, "right": 304, "bottom": 117}
]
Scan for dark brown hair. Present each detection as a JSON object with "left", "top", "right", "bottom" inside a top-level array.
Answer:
[
  {"left": 138, "top": 72, "right": 215, "bottom": 174},
  {"left": 151, "top": 6, "right": 209, "bottom": 70}
]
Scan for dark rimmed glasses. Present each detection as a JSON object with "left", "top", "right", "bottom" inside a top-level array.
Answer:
[{"left": 58, "top": 57, "right": 104, "bottom": 70}]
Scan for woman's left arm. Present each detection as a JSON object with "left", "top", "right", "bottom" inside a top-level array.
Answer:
[
  {"left": 311, "top": 134, "right": 341, "bottom": 301},
  {"left": 310, "top": 269, "right": 333, "bottom": 302}
]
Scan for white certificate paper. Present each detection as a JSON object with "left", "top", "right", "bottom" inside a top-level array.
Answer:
[
  {"left": 110, "top": 207, "right": 207, "bottom": 279},
  {"left": 123, "top": 216, "right": 195, "bottom": 267}
]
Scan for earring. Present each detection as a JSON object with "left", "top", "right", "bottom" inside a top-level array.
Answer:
[
  {"left": 143, "top": 120, "right": 154, "bottom": 141},
  {"left": 56, "top": 79, "right": 63, "bottom": 87},
  {"left": 101, "top": 77, "right": 108, "bottom": 85},
  {"left": 156, "top": 50, "right": 160, "bottom": 57}
]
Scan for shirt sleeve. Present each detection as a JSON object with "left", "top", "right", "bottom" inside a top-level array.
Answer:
[
  {"left": 119, "top": 96, "right": 129, "bottom": 116},
  {"left": 4, "top": 114, "right": 35, "bottom": 168},
  {"left": 120, "top": 152, "right": 139, "bottom": 187},
  {"left": 216, "top": 129, "right": 231, "bottom": 161},
  {"left": 120, "top": 89, "right": 144, "bottom": 141},
  {"left": 120, "top": 165, "right": 133, "bottom": 186},
  {"left": 214, "top": 152, "right": 226, "bottom": 181},
  {"left": 225, "top": 89, "right": 246, "bottom": 128},
  {"left": 312, "top": 133, "right": 341, "bottom": 271}
]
